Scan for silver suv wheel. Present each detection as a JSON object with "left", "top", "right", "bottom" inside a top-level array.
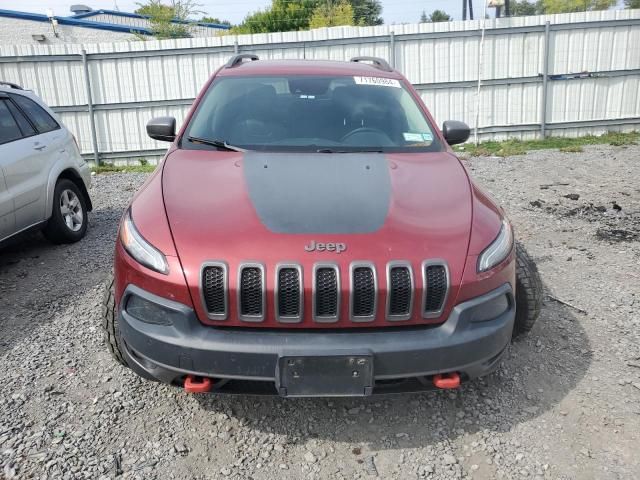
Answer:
[{"left": 60, "top": 189, "right": 84, "bottom": 232}]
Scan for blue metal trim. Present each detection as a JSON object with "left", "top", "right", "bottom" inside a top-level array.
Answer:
[
  {"left": 0, "top": 8, "right": 152, "bottom": 34},
  {"left": 69, "top": 8, "right": 230, "bottom": 29},
  {"left": 195, "top": 22, "right": 231, "bottom": 30},
  {"left": 58, "top": 17, "right": 151, "bottom": 34},
  {"left": 0, "top": 9, "right": 59, "bottom": 23}
]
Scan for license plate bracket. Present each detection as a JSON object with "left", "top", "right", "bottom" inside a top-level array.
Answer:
[{"left": 277, "top": 355, "right": 373, "bottom": 397}]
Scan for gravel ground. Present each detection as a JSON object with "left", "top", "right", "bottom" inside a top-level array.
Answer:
[{"left": 1, "top": 144, "right": 639, "bottom": 480}]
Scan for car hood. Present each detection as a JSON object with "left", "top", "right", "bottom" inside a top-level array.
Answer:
[{"left": 162, "top": 149, "right": 472, "bottom": 322}]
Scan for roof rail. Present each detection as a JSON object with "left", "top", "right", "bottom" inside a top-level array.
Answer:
[
  {"left": 349, "top": 56, "right": 393, "bottom": 72},
  {"left": 225, "top": 54, "right": 259, "bottom": 68},
  {"left": 0, "top": 81, "right": 23, "bottom": 90}
]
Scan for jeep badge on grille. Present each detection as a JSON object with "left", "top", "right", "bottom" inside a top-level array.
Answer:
[{"left": 304, "top": 240, "right": 347, "bottom": 253}]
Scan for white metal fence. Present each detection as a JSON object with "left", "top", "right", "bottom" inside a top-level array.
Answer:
[{"left": 0, "top": 9, "right": 638, "bottom": 164}]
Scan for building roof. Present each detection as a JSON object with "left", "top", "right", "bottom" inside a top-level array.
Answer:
[
  {"left": 0, "top": 8, "right": 230, "bottom": 36},
  {"left": 69, "top": 8, "right": 230, "bottom": 30}
]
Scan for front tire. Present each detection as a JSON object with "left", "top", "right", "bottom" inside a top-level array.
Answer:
[
  {"left": 43, "top": 179, "right": 88, "bottom": 244},
  {"left": 513, "top": 242, "right": 543, "bottom": 337},
  {"left": 102, "top": 274, "right": 128, "bottom": 366}
]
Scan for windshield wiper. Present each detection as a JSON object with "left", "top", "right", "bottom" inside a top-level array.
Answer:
[
  {"left": 187, "top": 136, "right": 246, "bottom": 152},
  {"left": 316, "top": 148, "right": 350, "bottom": 153},
  {"left": 317, "top": 148, "right": 384, "bottom": 153}
]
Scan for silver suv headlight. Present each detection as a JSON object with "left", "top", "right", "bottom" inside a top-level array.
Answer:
[
  {"left": 120, "top": 209, "right": 169, "bottom": 274},
  {"left": 477, "top": 219, "right": 513, "bottom": 272}
]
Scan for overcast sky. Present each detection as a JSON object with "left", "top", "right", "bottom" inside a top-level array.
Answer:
[{"left": 4, "top": 0, "right": 626, "bottom": 24}]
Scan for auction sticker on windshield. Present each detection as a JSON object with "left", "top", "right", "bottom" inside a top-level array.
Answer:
[
  {"left": 354, "top": 76, "right": 401, "bottom": 88},
  {"left": 403, "top": 132, "right": 434, "bottom": 144}
]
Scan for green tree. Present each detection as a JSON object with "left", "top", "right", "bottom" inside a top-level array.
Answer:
[
  {"left": 200, "top": 16, "right": 231, "bottom": 26},
  {"left": 427, "top": 9, "right": 452, "bottom": 22},
  {"left": 624, "top": 0, "right": 640, "bottom": 7},
  {"left": 135, "top": 2, "right": 172, "bottom": 16},
  {"left": 309, "top": 0, "right": 355, "bottom": 27},
  {"left": 510, "top": 0, "right": 541, "bottom": 15},
  {"left": 232, "top": 0, "right": 382, "bottom": 34},
  {"left": 232, "top": 0, "right": 318, "bottom": 34},
  {"left": 350, "top": 0, "right": 383, "bottom": 25},
  {"left": 420, "top": 10, "right": 428, "bottom": 22},
  {"left": 135, "top": 0, "right": 203, "bottom": 39},
  {"left": 541, "top": 0, "right": 616, "bottom": 13}
]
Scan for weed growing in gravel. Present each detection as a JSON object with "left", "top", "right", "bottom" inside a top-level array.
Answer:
[
  {"left": 607, "top": 133, "right": 638, "bottom": 146},
  {"left": 92, "top": 164, "right": 157, "bottom": 174},
  {"left": 456, "top": 131, "right": 638, "bottom": 157},
  {"left": 559, "top": 145, "right": 584, "bottom": 153}
]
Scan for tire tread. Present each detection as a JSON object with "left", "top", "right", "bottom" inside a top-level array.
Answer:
[
  {"left": 514, "top": 241, "right": 543, "bottom": 336},
  {"left": 102, "top": 273, "right": 127, "bottom": 365}
]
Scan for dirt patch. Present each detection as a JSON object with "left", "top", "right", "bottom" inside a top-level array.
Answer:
[
  {"left": 528, "top": 198, "right": 640, "bottom": 243},
  {"left": 595, "top": 228, "right": 639, "bottom": 242}
]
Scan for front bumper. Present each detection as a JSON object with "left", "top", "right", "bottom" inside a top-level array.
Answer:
[
  {"left": 79, "top": 162, "right": 92, "bottom": 189},
  {"left": 118, "top": 283, "right": 515, "bottom": 396}
]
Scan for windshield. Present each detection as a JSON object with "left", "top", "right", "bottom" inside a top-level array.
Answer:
[{"left": 183, "top": 75, "right": 442, "bottom": 153}]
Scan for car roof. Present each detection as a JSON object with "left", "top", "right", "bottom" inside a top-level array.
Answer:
[
  {"left": 0, "top": 84, "right": 41, "bottom": 101},
  {"left": 0, "top": 84, "right": 59, "bottom": 119},
  {"left": 0, "top": 81, "right": 24, "bottom": 92},
  {"left": 217, "top": 59, "right": 404, "bottom": 79},
  {"left": 0, "top": 82, "right": 34, "bottom": 97}
]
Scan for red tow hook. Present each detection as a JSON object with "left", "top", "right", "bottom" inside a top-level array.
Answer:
[
  {"left": 433, "top": 372, "right": 461, "bottom": 389},
  {"left": 184, "top": 375, "right": 213, "bottom": 393}
]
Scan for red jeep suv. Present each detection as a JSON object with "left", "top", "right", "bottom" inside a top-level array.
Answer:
[{"left": 103, "top": 55, "right": 542, "bottom": 397}]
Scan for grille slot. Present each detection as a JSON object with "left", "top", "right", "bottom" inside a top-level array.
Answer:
[
  {"left": 239, "top": 264, "right": 265, "bottom": 321},
  {"left": 350, "top": 263, "right": 376, "bottom": 321},
  {"left": 314, "top": 265, "right": 339, "bottom": 322},
  {"left": 423, "top": 262, "right": 448, "bottom": 317},
  {"left": 387, "top": 263, "right": 413, "bottom": 320},
  {"left": 201, "top": 263, "right": 228, "bottom": 320},
  {"left": 276, "top": 265, "right": 302, "bottom": 323}
]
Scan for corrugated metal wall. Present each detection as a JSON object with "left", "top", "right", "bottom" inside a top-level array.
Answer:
[{"left": 0, "top": 9, "right": 638, "bottom": 163}]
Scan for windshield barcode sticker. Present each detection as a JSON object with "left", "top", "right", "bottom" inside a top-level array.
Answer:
[
  {"left": 353, "top": 76, "right": 401, "bottom": 88},
  {"left": 404, "top": 132, "right": 434, "bottom": 143}
]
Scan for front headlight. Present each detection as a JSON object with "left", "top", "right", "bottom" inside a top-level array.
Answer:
[
  {"left": 120, "top": 209, "right": 169, "bottom": 274},
  {"left": 477, "top": 219, "right": 513, "bottom": 272}
]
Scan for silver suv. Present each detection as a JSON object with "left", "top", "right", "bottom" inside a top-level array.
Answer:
[{"left": 0, "top": 82, "right": 92, "bottom": 245}]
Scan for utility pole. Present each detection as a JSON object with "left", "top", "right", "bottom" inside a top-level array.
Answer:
[{"left": 462, "top": 0, "right": 474, "bottom": 20}]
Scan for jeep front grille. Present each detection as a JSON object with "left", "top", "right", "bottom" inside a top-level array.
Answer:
[
  {"left": 238, "top": 264, "right": 265, "bottom": 321},
  {"left": 201, "top": 263, "right": 228, "bottom": 320},
  {"left": 199, "top": 260, "right": 449, "bottom": 325},
  {"left": 350, "top": 263, "right": 376, "bottom": 321},
  {"left": 422, "top": 261, "right": 449, "bottom": 317},
  {"left": 387, "top": 263, "right": 413, "bottom": 320},
  {"left": 276, "top": 265, "right": 303, "bottom": 323},
  {"left": 313, "top": 265, "right": 340, "bottom": 322}
]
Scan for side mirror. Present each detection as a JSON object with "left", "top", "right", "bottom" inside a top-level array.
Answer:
[
  {"left": 146, "top": 116, "right": 176, "bottom": 142},
  {"left": 442, "top": 120, "right": 470, "bottom": 146}
]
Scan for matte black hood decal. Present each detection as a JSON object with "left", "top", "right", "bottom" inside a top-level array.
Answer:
[{"left": 243, "top": 152, "right": 391, "bottom": 234}]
